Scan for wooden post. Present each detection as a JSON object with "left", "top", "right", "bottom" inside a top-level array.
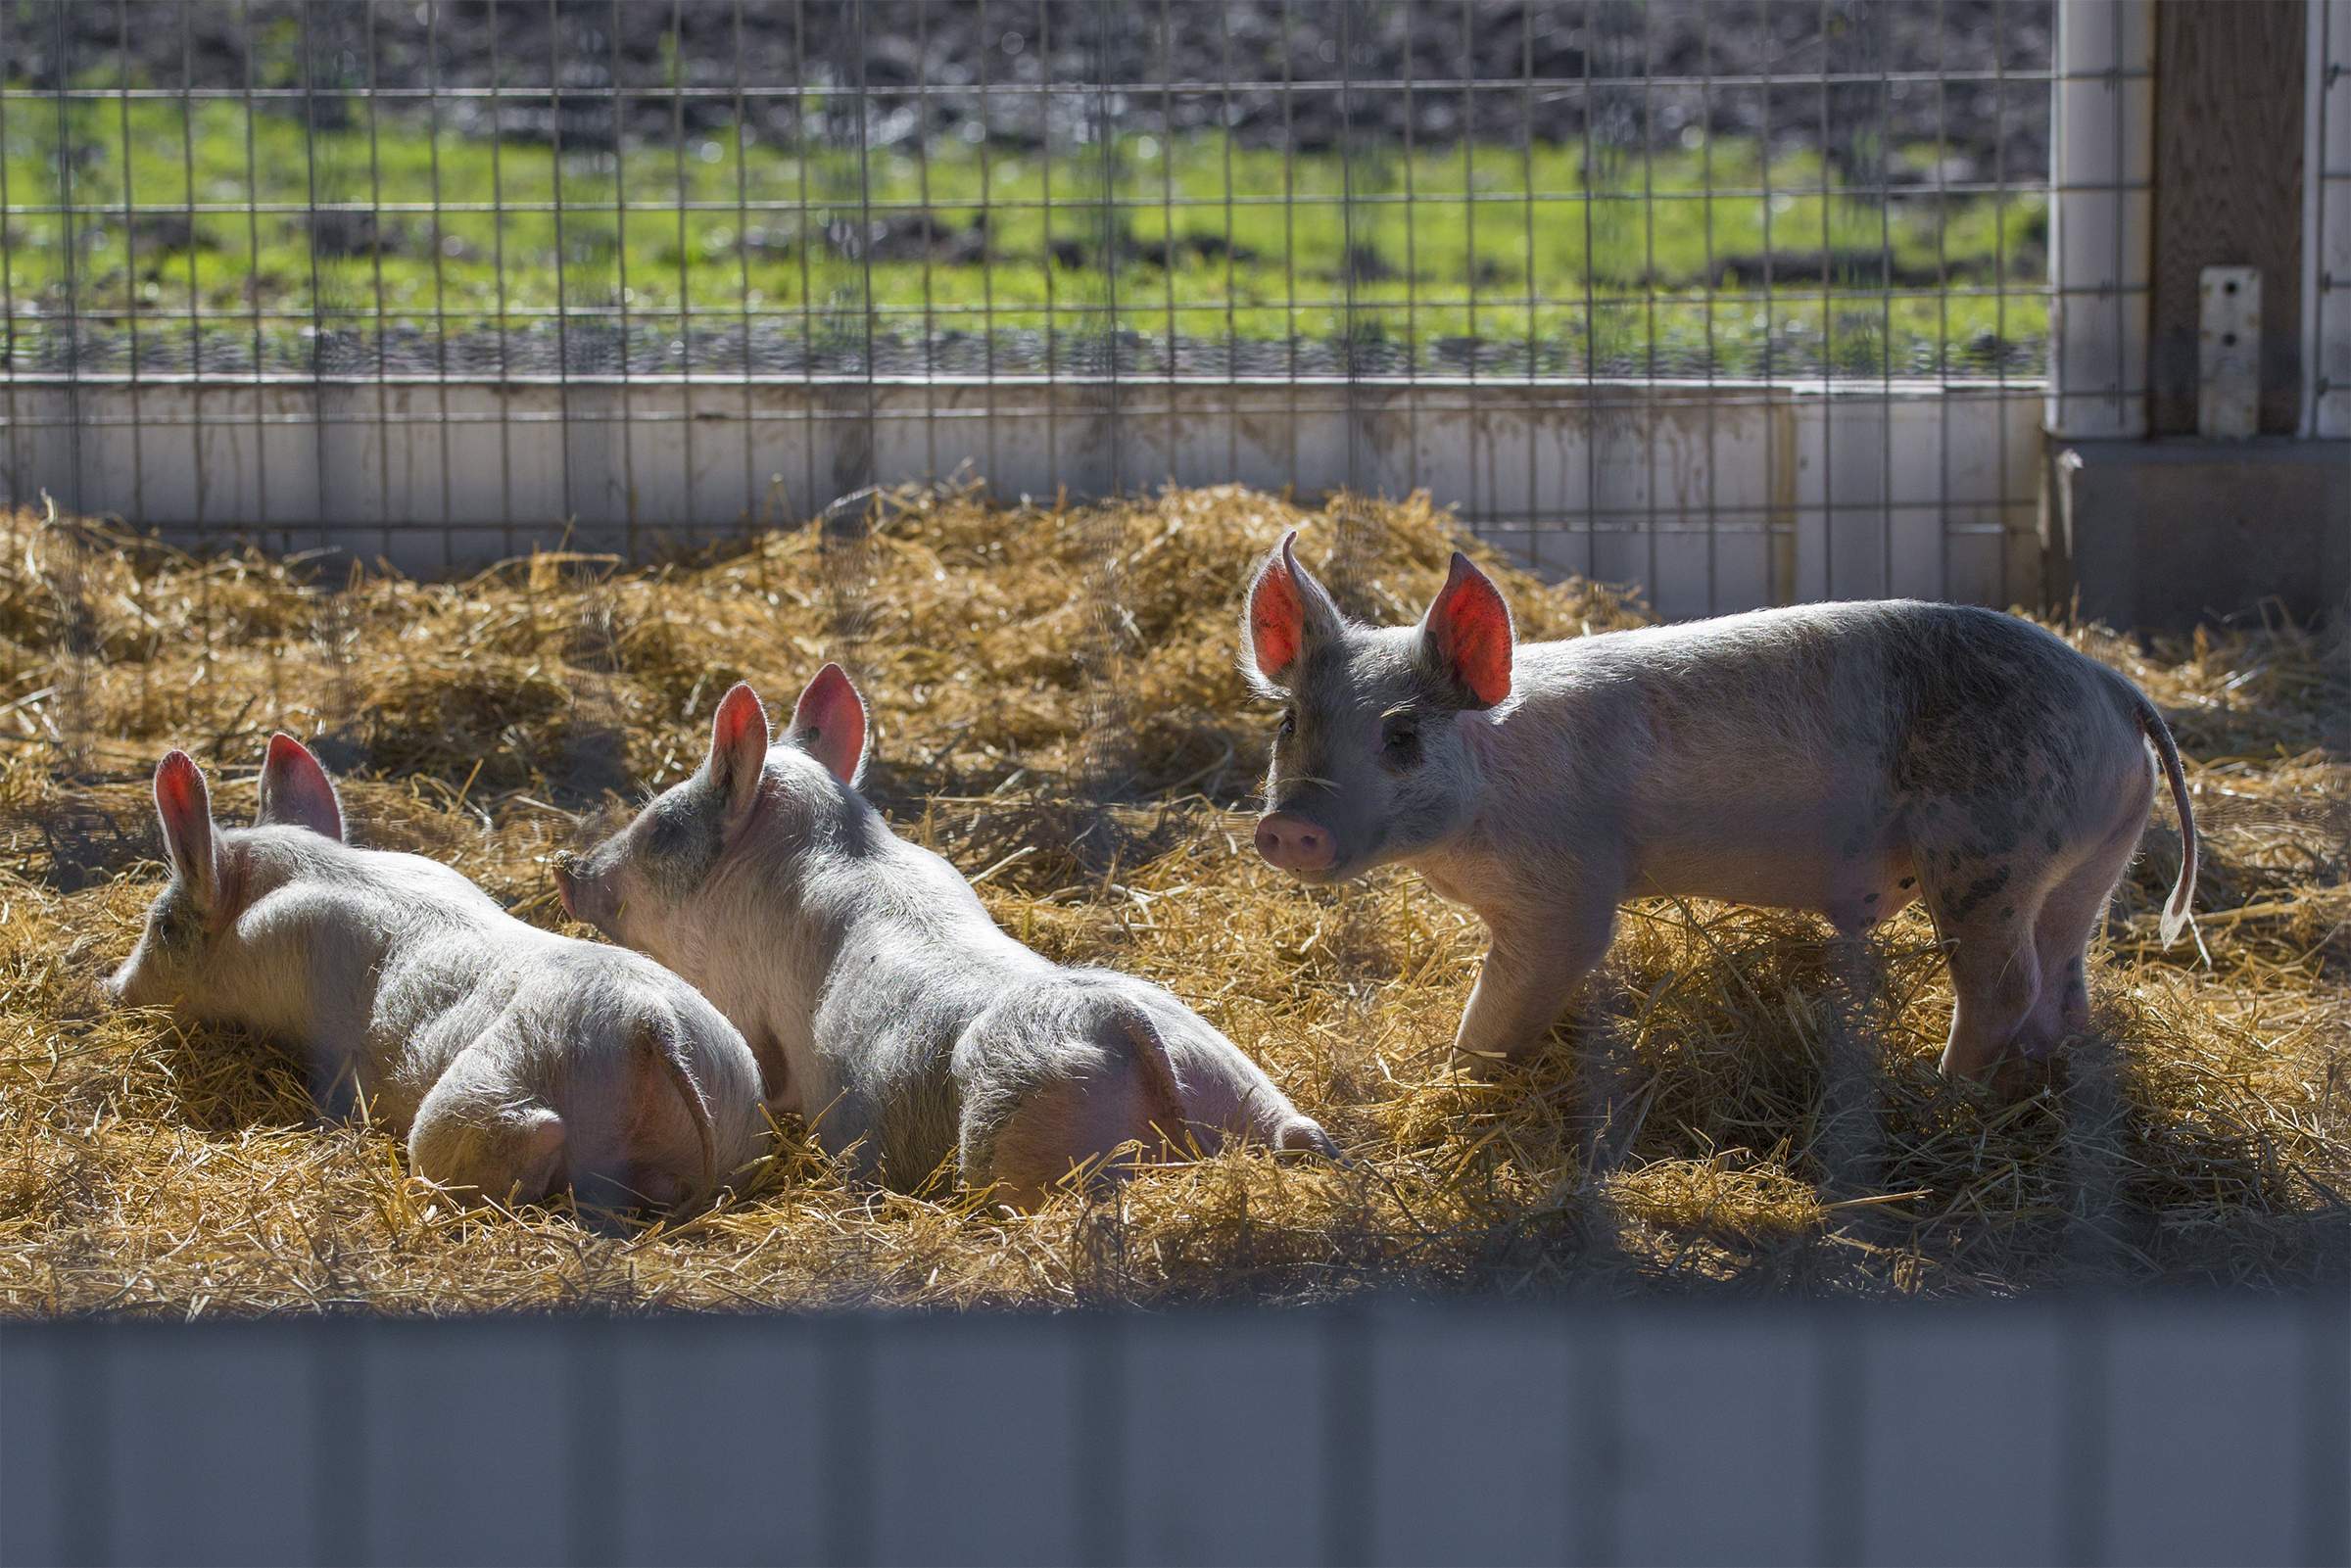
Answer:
[{"left": 2149, "top": 0, "right": 2309, "bottom": 434}]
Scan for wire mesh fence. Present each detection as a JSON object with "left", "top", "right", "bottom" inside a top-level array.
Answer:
[
  {"left": 1, "top": 52, "right": 2349, "bottom": 1568},
  {"left": 0, "top": 0, "right": 2079, "bottom": 609}
]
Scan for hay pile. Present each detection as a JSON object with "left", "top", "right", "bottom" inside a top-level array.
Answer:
[{"left": 1, "top": 486, "right": 2343, "bottom": 1313}]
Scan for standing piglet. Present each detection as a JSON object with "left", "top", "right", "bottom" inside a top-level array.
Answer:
[
  {"left": 1241, "top": 533, "right": 2198, "bottom": 1080},
  {"left": 552, "top": 666, "right": 1333, "bottom": 1205},
  {"left": 106, "top": 736, "right": 767, "bottom": 1212}
]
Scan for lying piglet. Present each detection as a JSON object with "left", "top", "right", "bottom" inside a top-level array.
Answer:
[
  {"left": 106, "top": 737, "right": 767, "bottom": 1212},
  {"left": 553, "top": 666, "right": 1333, "bottom": 1205},
  {"left": 1242, "top": 534, "right": 2199, "bottom": 1081}
]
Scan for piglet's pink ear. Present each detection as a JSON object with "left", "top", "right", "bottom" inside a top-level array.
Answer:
[
  {"left": 1242, "top": 530, "right": 1339, "bottom": 690},
  {"left": 1420, "top": 551, "right": 1513, "bottom": 708},
  {"left": 154, "top": 749, "right": 220, "bottom": 911},
  {"left": 256, "top": 733, "right": 346, "bottom": 841},
  {"left": 790, "top": 663, "right": 869, "bottom": 786},
  {"left": 706, "top": 683, "right": 771, "bottom": 821}
]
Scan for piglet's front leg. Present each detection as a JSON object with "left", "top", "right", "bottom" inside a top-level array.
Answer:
[{"left": 1449, "top": 890, "right": 1620, "bottom": 1076}]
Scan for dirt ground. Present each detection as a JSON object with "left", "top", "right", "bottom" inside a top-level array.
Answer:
[
  {"left": 0, "top": 483, "right": 2342, "bottom": 1313},
  {"left": 26, "top": 0, "right": 2052, "bottom": 167}
]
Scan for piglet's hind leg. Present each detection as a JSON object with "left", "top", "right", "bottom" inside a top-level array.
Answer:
[
  {"left": 971, "top": 1052, "right": 1176, "bottom": 1210},
  {"left": 2021, "top": 813, "right": 2144, "bottom": 1060},
  {"left": 1925, "top": 857, "right": 2051, "bottom": 1080},
  {"left": 409, "top": 1071, "right": 568, "bottom": 1209}
]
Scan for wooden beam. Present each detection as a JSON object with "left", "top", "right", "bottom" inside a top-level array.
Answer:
[{"left": 2149, "top": 0, "right": 2308, "bottom": 435}]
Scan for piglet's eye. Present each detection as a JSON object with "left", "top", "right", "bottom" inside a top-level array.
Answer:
[
  {"left": 1276, "top": 708, "right": 1297, "bottom": 738},
  {"left": 1382, "top": 722, "right": 1420, "bottom": 762}
]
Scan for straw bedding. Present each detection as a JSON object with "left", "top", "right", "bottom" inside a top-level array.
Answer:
[{"left": 1, "top": 485, "right": 2343, "bottom": 1313}]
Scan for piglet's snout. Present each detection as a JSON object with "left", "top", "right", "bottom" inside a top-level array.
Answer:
[{"left": 1255, "top": 812, "right": 1336, "bottom": 875}]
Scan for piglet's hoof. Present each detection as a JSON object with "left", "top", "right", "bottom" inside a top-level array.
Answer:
[
  {"left": 1988, "top": 1051, "right": 2060, "bottom": 1103},
  {"left": 1449, "top": 1048, "right": 1517, "bottom": 1082}
]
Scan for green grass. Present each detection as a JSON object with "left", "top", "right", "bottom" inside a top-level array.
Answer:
[{"left": 1, "top": 94, "right": 2047, "bottom": 375}]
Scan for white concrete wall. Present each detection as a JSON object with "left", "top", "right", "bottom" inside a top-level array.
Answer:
[{"left": 0, "top": 377, "right": 2044, "bottom": 618}]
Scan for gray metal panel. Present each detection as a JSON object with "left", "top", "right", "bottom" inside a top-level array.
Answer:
[
  {"left": 2, "top": 1301, "right": 2347, "bottom": 1568},
  {"left": 607, "top": 1318, "right": 832, "bottom": 1567},
  {"left": 0, "top": 1322, "right": 72, "bottom": 1566},
  {"left": 2103, "top": 1304, "right": 2309, "bottom": 1567},
  {"left": 356, "top": 1322, "right": 576, "bottom": 1565},
  {"left": 1365, "top": 1308, "right": 1579, "bottom": 1568},
  {"left": 1856, "top": 1309, "right": 2069, "bottom": 1566},
  {"left": 2054, "top": 437, "right": 2351, "bottom": 628},
  {"left": 1614, "top": 1311, "right": 1824, "bottom": 1566},
  {"left": 103, "top": 1326, "right": 325, "bottom": 1567},
  {"left": 1117, "top": 1313, "right": 1328, "bottom": 1567},
  {"left": 865, "top": 1314, "right": 1086, "bottom": 1567}
]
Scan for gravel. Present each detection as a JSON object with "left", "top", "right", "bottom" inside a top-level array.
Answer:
[{"left": 19, "top": 0, "right": 2053, "bottom": 175}]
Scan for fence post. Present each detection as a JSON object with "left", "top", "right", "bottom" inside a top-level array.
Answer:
[
  {"left": 2148, "top": 2, "right": 2311, "bottom": 435},
  {"left": 2311, "top": 0, "right": 2351, "bottom": 437},
  {"left": 2045, "top": 0, "right": 2155, "bottom": 441},
  {"left": 2042, "top": 0, "right": 2351, "bottom": 629}
]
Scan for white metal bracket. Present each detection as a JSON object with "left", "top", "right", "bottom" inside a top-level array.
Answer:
[{"left": 2198, "top": 265, "right": 2262, "bottom": 438}]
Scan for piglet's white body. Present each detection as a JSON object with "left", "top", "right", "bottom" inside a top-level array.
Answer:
[
  {"left": 558, "top": 669, "right": 1333, "bottom": 1204},
  {"left": 1243, "top": 536, "right": 2200, "bottom": 1082},
  {"left": 109, "top": 739, "right": 767, "bottom": 1212}
]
